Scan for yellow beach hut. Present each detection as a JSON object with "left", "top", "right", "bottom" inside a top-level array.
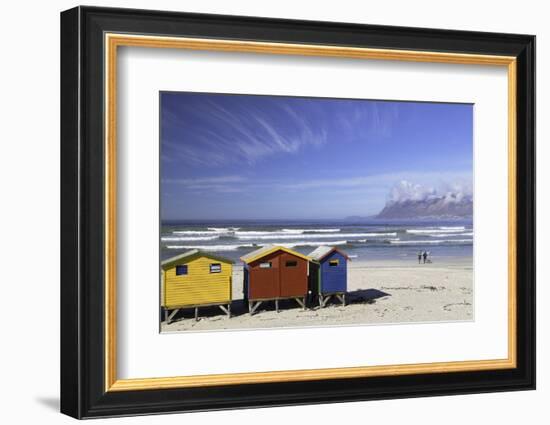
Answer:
[{"left": 161, "top": 249, "right": 234, "bottom": 323}]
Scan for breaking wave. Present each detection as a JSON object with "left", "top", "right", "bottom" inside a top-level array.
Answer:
[
  {"left": 165, "top": 240, "right": 349, "bottom": 251},
  {"left": 277, "top": 240, "right": 348, "bottom": 248},
  {"left": 429, "top": 232, "right": 473, "bottom": 238},
  {"left": 161, "top": 235, "right": 220, "bottom": 242},
  {"left": 236, "top": 232, "right": 394, "bottom": 240},
  {"left": 163, "top": 224, "right": 473, "bottom": 257},
  {"left": 166, "top": 244, "right": 255, "bottom": 251},
  {"left": 356, "top": 238, "right": 400, "bottom": 243},
  {"left": 390, "top": 239, "right": 473, "bottom": 245},
  {"left": 172, "top": 230, "right": 222, "bottom": 235},
  {"left": 281, "top": 228, "right": 341, "bottom": 233},
  {"left": 406, "top": 228, "right": 467, "bottom": 234},
  {"left": 234, "top": 228, "right": 341, "bottom": 236}
]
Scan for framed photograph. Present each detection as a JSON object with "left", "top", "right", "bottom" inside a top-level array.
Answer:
[{"left": 60, "top": 6, "right": 535, "bottom": 419}]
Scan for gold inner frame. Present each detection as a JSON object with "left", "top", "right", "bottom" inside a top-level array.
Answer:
[{"left": 104, "top": 33, "right": 517, "bottom": 392}]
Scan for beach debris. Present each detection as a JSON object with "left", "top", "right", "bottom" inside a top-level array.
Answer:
[
  {"left": 422, "top": 285, "right": 439, "bottom": 291},
  {"left": 443, "top": 301, "right": 472, "bottom": 311},
  {"left": 380, "top": 286, "right": 412, "bottom": 290}
]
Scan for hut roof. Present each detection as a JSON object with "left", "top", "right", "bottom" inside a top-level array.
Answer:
[
  {"left": 161, "top": 249, "right": 234, "bottom": 270},
  {"left": 307, "top": 246, "right": 350, "bottom": 262},
  {"left": 240, "top": 245, "right": 311, "bottom": 264}
]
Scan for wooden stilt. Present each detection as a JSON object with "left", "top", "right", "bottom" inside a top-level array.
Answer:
[
  {"left": 249, "top": 301, "right": 262, "bottom": 315},
  {"left": 194, "top": 307, "right": 199, "bottom": 321},
  {"left": 219, "top": 305, "right": 231, "bottom": 318},
  {"left": 295, "top": 297, "right": 305, "bottom": 309},
  {"left": 164, "top": 309, "right": 168, "bottom": 324},
  {"left": 275, "top": 299, "right": 279, "bottom": 313},
  {"left": 167, "top": 308, "right": 179, "bottom": 324}
]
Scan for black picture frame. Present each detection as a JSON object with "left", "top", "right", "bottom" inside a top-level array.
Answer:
[{"left": 60, "top": 5, "right": 535, "bottom": 419}]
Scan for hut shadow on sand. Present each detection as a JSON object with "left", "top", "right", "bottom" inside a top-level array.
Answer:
[
  {"left": 306, "top": 288, "right": 391, "bottom": 309},
  {"left": 344, "top": 288, "right": 391, "bottom": 305},
  {"left": 165, "top": 289, "right": 391, "bottom": 323}
]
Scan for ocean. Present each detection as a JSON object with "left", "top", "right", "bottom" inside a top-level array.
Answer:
[{"left": 160, "top": 219, "right": 473, "bottom": 264}]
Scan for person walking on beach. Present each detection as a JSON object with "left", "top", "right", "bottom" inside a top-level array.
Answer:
[
  {"left": 417, "top": 251, "right": 422, "bottom": 264},
  {"left": 422, "top": 251, "right": 428, "bottom": 264}
]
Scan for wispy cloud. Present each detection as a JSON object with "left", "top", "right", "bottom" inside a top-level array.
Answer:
[
  {"left": 162, "top": 175, "right": 245, "bottom": 185},
  {"left": 268, "top": 171, "right": 472, "bottom": 192},
  {"left": 161, "top": 95, "right": 330, "bottom": 166},
  {"left": 160, "top": 94, "right": 407, "bottom": 168},
  {"left": 163, "top": 171, "right": 472, "bottom": 196},
  {"left": 162, "top": 175, "right": 246, "bottom": 191}
]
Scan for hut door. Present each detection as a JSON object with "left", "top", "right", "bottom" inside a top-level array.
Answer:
[
  {"left": 279, "top": 253, "right": 307, "bottom": 298},
  {"left": 249, "top": 253, "right": 280, "bottom": 300}
]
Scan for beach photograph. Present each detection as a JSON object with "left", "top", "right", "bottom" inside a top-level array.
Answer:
[{"left": 159, "top": 92, "right": 473, "bottom": 333}]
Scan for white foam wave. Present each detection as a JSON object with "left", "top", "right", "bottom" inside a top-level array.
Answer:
[
  {"left": 237, "top": 232, "right": 395, "bottom": 240},
  {"left": 439, "top": 226, "right": 466, "bottom": 230},
  {"left": 207, "top": 227, "right": 240, "bottom": 232},
  {"left": 172, "top": 230, "right": 220, "bottom": 235},
  {"left": 165, "top": 239, "right": 349, "bottom": 251},
  {"left": 234, "top": 228, "right": 342, "bottom": 236},
  {"left": 429, "top": 232, "right": 473, "bottom": 238},
  {"left": 356, "top": 238, "right": 400, "bottom": 243},
  {"left": 390, "top": 239, "right": 473, "bottom": 245},
  {"left": 278, "top": 240, "right": 348, "bottom": 248},
  {"left": 281, "top": 228, "right": 341, "bottom": 233},
  {"left": 234, "top": 230, "right": 280, "bottom": 236},
  {"left": 166, "top": 244, "right": 255, "bottom": 251},
  {"left": 172, "top": 227, "right": 241, "bottom": 236},
  {"left": 406, "top": 228, "right": 468, "bottom": 234},
  {"left": 162, "top": 235, "right": 219, "bottom": 242}
]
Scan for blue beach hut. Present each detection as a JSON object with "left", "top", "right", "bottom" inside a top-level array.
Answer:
[{"left": 307, "top": 246, "right": 350, "bottom": 307}]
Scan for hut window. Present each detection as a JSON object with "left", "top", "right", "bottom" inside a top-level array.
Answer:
[
  {"left": 209, "top": 263, "right": 222, "bottom": 273},
  {"left": 259, "top": 262, "right": 272, "bottom": 269},
  {"left": 329, "top": 260, "right": 339, "bottom": 267},
  {"left": 175, "top": 265, "right": 188, "bottom": 275},
  {"left": 285, "top": 260, "right": 297, "bottom": 267}
]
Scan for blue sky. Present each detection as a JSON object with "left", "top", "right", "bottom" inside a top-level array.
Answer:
[{"left": 161, "top": 92, "right": 473, "bottom": 220}]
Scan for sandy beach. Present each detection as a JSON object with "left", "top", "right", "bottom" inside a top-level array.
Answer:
[{"left": 161, "top": 256, "right": 473, "bottom": 332}]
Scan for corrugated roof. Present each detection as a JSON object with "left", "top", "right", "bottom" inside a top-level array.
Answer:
[
  {"left": 307, "top": 246, "right": 333, "bottom": 261},
  {"left": 240, "top": 245, "right": 311, "bottom": 264},
  {"left": 161, "top": 249, "right": 234, "bottom": 270},
  {"left": 307, "top": 246, "right": 350, "bottom": 262}
]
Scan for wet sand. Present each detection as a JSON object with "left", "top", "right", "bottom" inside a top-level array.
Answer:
[{"left": 161, "top": 257, "right": 473, "bottom": 332}]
